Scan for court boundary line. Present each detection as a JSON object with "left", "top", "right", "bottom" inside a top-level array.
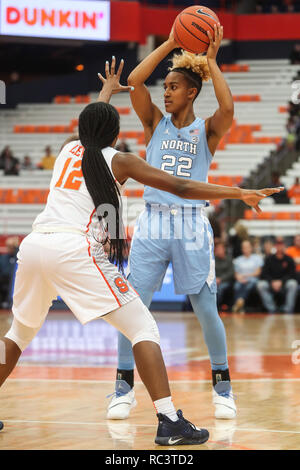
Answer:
[
  {"left": 7, "top": 377, "right": 300, "bottom": 384},
  {"left": 3, "top": 419, "right": 300, "bottom": 435}
]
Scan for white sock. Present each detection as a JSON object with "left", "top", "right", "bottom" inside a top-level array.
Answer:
[{"left": 154, "top": 396, "right": 178, "bottom": 422}]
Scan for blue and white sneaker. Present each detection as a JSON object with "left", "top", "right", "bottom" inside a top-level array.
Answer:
[
  {"left": 213, "top": 381, "right": 237, "bottom": 419},
  {"left": 155, "top": 410, "right": 209, "bottom": 446},
  {"left": 106, "top": 380, "right": 137, "bottom": 420}
]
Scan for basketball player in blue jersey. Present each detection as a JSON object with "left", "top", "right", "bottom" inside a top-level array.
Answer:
[{"left": 107, "top": 24, "right": 240, "bottom": 420}]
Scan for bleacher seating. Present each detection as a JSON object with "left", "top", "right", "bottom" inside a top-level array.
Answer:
[{"left": 0, "top": 59, "right": 299, "bottom": 236}]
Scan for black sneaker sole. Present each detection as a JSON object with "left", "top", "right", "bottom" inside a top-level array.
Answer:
[
  {"left": 0, "top": 421, "right": 3, "bottom": 431},
  {"left": 155, "top": 433, "right": 209, "bottom": 446}
]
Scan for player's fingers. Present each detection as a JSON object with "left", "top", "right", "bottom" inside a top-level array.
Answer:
[
  {"left": 105, "top": 60, "right": 110, "bottom": 78},
  {"left": 261, "top": 187, "right": 284, "bottom": 195},
  {"left": 219, "top": 25, "right": 224, "bottom": 40},
  {"left": 207, "top": 30, "right": 213, "bottom": 43},
  {"left": 116, "top": 59, "right": 124, "bottom": 79},
  {"left": 214, "top": 23, "right": 218, "bottom": 42},
  {"left": 120, "top": 85, "right": 134, "bottom": 92},
  {"left": 111, "top": 56, "right": 116, "bottom": 75},
  {"left": 253, "top": 204, "right": 262, "bottom": 214},
  {"left": 256, "top": 190, "right": 267, "bottom": 199},
  {"left": 97, "top": 73, "right": 106, "bottom": 83}
]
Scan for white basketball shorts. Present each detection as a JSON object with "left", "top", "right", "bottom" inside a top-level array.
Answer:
[{"left": 12, "top": 232, "right": 138, "bottom": 328}]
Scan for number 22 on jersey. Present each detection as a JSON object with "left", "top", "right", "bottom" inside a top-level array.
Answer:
[{"left": 55, "top": 145, "right": 84, "bottom": 190}]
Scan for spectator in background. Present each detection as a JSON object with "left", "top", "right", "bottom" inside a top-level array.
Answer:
[
  {"left": 38, "top": 146, "right": 56, "bottom": 170},
  {"left": 263, "top": 238, "right": 276, "bottom": 258},
  {"left": 232, "top": 240, "right": 263, "bottom": 313},
  {"left": 228, "top": 222, "right": 249, "bottom": 258},
  {"left": 257, "top": 237, "right": 297, "bottom": 313},
  {"left": 0, "top": 146, "right": 12, "bottom": 166},
  {"left": 269, "top": 172, "right": 290, "bottom": 204},
  {"left": 21, "top": 155, "right": 35, "bottom": 170},
  {"left": 286, "top": 234, "right": 300, "bottom": 282},
  {"left": 0, "top": 237, "right": 19, "bottom": 308},
  {"left": 0, "top": 146, "right": 19, "bottom": 175},
  {"left": 290, "top": 43, "right": 300, "bottom": 65},
  {"left": 215, "top": 242, "right": 234, "bottom": 309},
  {"left": 288, "top": 177, "right": 300, "bottom": 202},
  {"left": 116, "top": 138, "right": 131, "bottom": 153}
]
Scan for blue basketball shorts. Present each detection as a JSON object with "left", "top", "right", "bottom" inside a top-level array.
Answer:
[{"left": 127, "top": 204, "right": 217, "bottom": 295}]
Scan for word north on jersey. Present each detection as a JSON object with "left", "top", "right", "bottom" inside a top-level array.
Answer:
[{"left": 161, "top": 139, "right": 197, "bottom": 155}]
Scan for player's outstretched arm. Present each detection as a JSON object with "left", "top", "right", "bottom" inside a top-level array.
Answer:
[{"left": 112, "top": 151, "right": 283, "bottom": 213}]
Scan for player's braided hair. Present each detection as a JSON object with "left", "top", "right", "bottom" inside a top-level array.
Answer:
[
  {"left": 169, "top": 50, "right": 211, "bottom": 99},
  {"left": 79, "top": 101, "right": 127, "bottom": 271}
]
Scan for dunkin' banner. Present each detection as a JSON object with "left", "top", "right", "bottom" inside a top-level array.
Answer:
[{"left": 0, "top": 0, "right": 110, "bottom": 41}]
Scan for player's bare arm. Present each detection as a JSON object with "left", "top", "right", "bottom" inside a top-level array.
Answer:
[
  {"left": 112, "top": 151, "right": 283, "bottom": 213},
  {"left": 127, "top": 35, "right": 179, "bottom": 144},
  {"left": 205, "top": 23, "right": 234, "bottom": 155}
]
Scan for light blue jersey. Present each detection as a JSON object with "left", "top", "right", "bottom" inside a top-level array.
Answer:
[
  {"left": 128, "top": 114, "right": 217, "bottom": 295},
  {"left": 144, "top": 115, "right": 212, "bottom": 207}
]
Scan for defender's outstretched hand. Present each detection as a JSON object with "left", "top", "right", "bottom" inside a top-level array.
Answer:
[
  {"left": 241, "top": 187, "right": 284, "bottom": 213},
  {"left": 98, "top": 57, "right": 133, "bottom": 95}
]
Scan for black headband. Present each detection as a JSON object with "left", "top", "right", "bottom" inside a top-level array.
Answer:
[{"left": 172, "top": 67, "right": 203, "bottom": 92}]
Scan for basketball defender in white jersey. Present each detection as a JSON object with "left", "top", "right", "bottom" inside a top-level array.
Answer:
[{"left": 0, "top": 59, "right": 282, "bottom": 444}]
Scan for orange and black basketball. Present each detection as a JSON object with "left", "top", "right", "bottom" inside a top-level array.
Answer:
[{"left": 173, "top": 5, "right": 220, "bottom": 54}]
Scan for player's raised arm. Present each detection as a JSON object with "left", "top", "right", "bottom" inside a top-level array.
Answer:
[
  {"left": 112, "top": 151, "right": 283, "bottom": 213},
  {"left": 127, "top": 34, "right": 179, "bottom": 143},
  {"left": 205, "top": 23, "right": 234, "bottom": 155}
]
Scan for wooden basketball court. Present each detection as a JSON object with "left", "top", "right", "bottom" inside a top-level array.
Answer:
[{"left": 0, "top": 311, "right": 299, "bottom": 450}]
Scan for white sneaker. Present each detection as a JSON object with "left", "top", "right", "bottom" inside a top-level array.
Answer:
[
  {"left": 107, "top": 422, "right": 137, "bottom": 445},
  {"left": 213, "top": 381, "right": 237, "bottom": 419},
  {"left": 211, "top": 420, "right": 237, "bottom": 445},
  {"left": 107, "top": 388, "right": 137, "bottom": 420}
]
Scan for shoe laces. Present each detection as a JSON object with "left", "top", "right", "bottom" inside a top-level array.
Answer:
[
  {"left": 214, "top": 381, "right": 236, "bottom": 400},
  {"left": 176, "top": 410, "right": 197, "bottom": 431},
  {"left": 106, "top": 380, "right": 131, "bottom": 399}
]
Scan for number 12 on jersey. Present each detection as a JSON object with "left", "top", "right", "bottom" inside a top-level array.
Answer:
[
  {"left": 55, "top": 157, "right": 83, "bottom": 190},
  {"left": 161, "top": 154, "right": 193, "bottom": 177}
]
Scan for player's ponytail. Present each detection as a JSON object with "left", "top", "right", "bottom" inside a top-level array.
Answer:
[
  {"left": 79, "top": 101, "right": 127, "bottom": 271},
  {"left": 169, "top": 50, "right": 211, "bottom": 99}
]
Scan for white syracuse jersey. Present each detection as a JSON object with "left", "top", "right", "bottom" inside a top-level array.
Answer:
[
  {"left": 12, "top": 139, "right": 138, "bottom": 328},
  {"left": 33, "top": 140, "right": 120, "bottom": 237}
]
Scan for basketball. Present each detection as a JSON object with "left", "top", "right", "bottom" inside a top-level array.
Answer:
[{"left": 173, "top": 5, "right": 220, "bottom": 54}]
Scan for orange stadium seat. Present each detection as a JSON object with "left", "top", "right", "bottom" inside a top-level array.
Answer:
[
  {"left": 257, "top": 212, "right": 273, "bottom": 220},
  {"left": 220, "top": 64, "right": 249, "bottom": 72},
  {"left": 51, "top": 125, "right": 69, "bottom": 133},
  {"left": 274, "top": 212, "right": 292, "bottom": 220},
  {"left": 278, "top": 106, "right": 288, "bottom": 113},
  {"left": 35, "top": 125, "right": 51, "bottom": 133},
  {"left": 244, "top": 209, "right": 255, "bottom": 219},
  {"left": 210, "top": 161, "right": 218, "bottom": 170},
  {"left": 74, "top": 95, "right": 90, "bottom": 104},
  {"left": 23, "top": 125, "right": 36, "bottom": 133},
  {"left": 54, "top": 95, "right": 71, "bottom": 104},
  {"left": 233, "top": 95, "right": 261, "bottom": 102},
  {"left": 116, "top": 107, "right": 130, "bottom": 115}
]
